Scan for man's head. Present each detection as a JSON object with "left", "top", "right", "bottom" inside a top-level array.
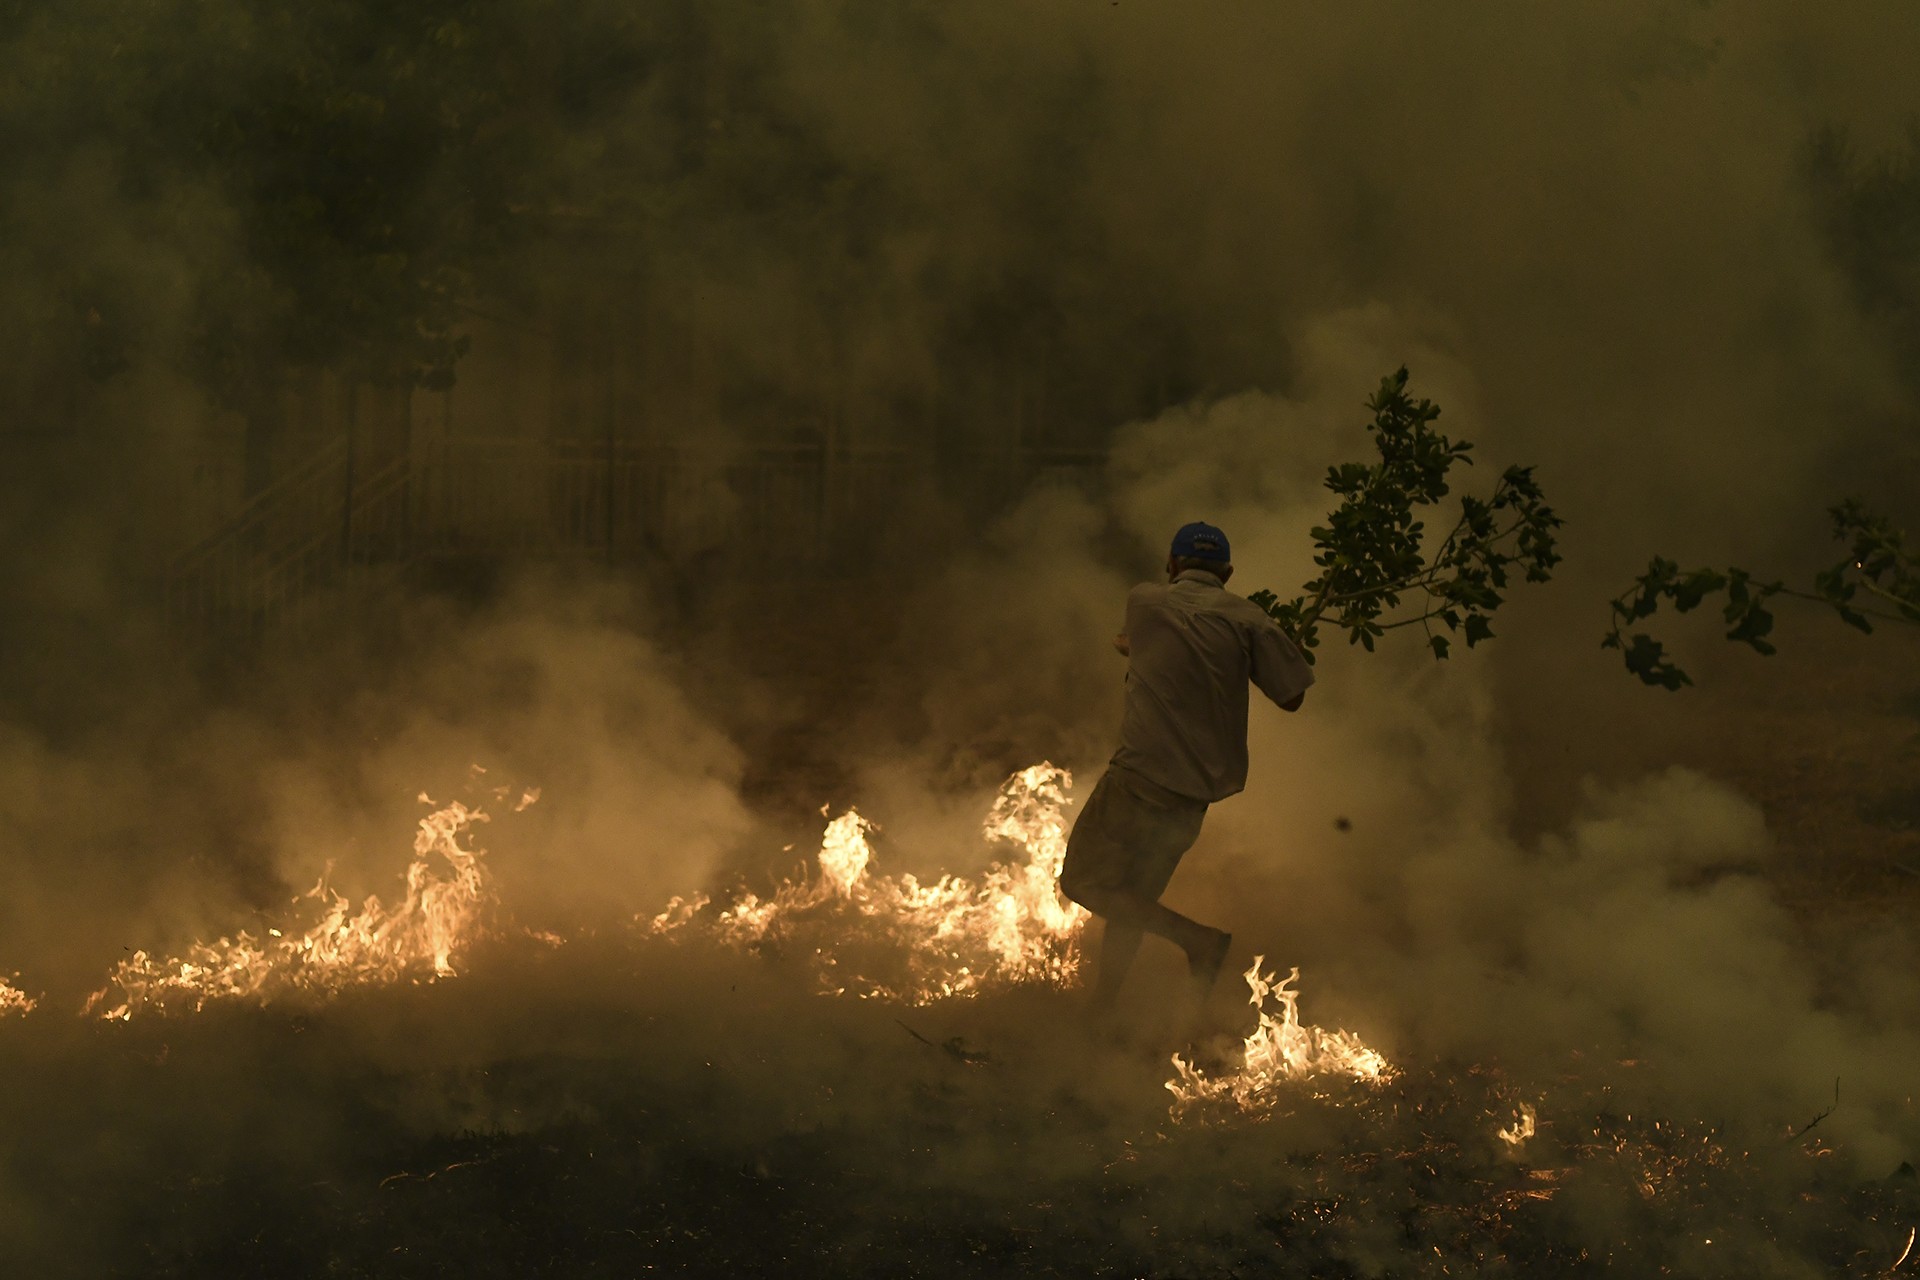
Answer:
[{"left": 1167, "top": 521, "right": 1232, "bottom": 582}]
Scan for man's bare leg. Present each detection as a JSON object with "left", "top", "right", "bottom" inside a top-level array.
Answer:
[
  {"left": 1185, "top": 925, "right": 1233, "bottom": 1002},
  {"left": 1075, "top": 887, "right": 1232, "bottom": 1006},
  {"left": 1089, "top": 920, "right": 1145, "bottom": 1014}
]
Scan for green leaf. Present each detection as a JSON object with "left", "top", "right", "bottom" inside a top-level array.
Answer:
[
  {"left": 1812, "top": 566, "right": 1851, "bottom": 602},
  {"left": 1248, "top": 367, "right": 1558, "bottom": 668},
  {"left": 1726, "top": 604, "right": 1775, "bottom": 647},
  {"left": 1606, "top": 501, "right": 1913, "bottom": 689},
  {"left": 1623, "top": 633, "right": 1692, "bottom": 689},
  {"left": 1429, "top": 635, "right": 1450, "bottom": 659},
  {"left": 1671, "top": 569, "right": 1727, "bottom": 612}
]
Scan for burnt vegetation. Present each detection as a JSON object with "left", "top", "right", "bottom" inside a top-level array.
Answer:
[{"left": 5, "top": 952, "right": 1917, "bottom": 1279}]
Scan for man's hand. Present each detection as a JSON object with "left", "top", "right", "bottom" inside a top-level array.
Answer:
[{"left": 1113, "top": 633, "right": 1130, "bottom": 656}]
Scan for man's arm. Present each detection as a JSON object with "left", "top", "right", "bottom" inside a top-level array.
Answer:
[
  {"left": 1249, "top": 617, "right": 1314, "bottom": 711},
  {"left": 1116, "top": 584, "right": 1150, "bottom": 657}
]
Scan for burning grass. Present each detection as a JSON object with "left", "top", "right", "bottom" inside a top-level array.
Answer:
[
  {"left": 0, "top": 762, "right": 1914, "bottom": 1275},
  {"left": 56, "top": 759, "right": 1387, "bottom": 1110},
  {"left": 1169, "top": 958, "right": 1394, "bottom": 1119},
  {"left": 1, "top": 944, "right": 1913, "bottom": 1279},
  {"left": 70, "top": 764, "right": 1090, "bottom": 1025},
  {"left": 650, "top": 763, "right": 1086, "bottom": 1003},
  {"left": 85, "top": 797, "right": 498, "bottom": 1021}
]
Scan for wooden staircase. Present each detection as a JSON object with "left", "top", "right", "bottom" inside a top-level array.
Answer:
[{"left": 165, "top": 439, "right": 411, "bottom": 638}]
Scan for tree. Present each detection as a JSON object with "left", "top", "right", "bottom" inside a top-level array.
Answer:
[
  {"left": 0, "top": 1, "right": 688, "bottom": 417},
  {"left": 1249, "top": 368, "right": 1564, "bottom": 661},
  {"left": 1582, "top": 127, "right": 1920, "bottom": 688},
  {"left": 1805, "top": 124, "right": 1920, "bottom": 399},
  {"left": 1604, "top": 501, "right": 1920, "bottom": 689}
]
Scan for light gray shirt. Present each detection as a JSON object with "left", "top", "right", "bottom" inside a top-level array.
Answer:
[{"left": 1110, "top": 569, "right": 1315, "bottom": 803}]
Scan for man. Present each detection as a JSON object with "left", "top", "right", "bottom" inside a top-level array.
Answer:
[{"left": 1057, "top": 521, "right": 1314, "bottom": 1014}]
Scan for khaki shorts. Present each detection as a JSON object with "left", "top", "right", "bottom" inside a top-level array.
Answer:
[{"left": 1058, "top": 764, "right": 1209, "bottom": 905}]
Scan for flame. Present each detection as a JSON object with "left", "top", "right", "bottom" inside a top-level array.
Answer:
[
  {"left": 0, "top": 976, "right": 35, "bottom": 1017},
  {"left": 649, "top": 893, "right": 711, "bottom": 933},
  {"left": 1167, "top": 957, "right": 1391, "bottom": 1118},
  {"left": 87, "top": 799, "right": 495, "bottom": 1021},
  {"left": 1498, "top": 1101, "right": 1538, "bottom": 1149},
  {"left": 651, "top": 764, "right": 1088, "bottom": 1002},
  {"left": 817, "top": 808, "right": 874, "bottom": 897}
]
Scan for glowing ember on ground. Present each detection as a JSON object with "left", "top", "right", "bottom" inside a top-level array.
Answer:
[
  {"left": 0, "top": 976, "right": 35, "bottom": 1017},
  {"left": 87, "top": 799, "right": 496, "bottom": 1021},
  {"left": 1577, "top": 1117, "right": 1731, "bottom": 1201},
  {"left": 1168, "top": 958, "right": 1391, "bottom": 1118},
  {"left": 651, "top": 764, "right": 1087, "bottom": 1003}
]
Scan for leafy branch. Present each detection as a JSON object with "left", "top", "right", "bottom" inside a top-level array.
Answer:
[
  {"left": 1605, "top": 500, "right": 1920, "bottom": 689},
  {"left": 1249, "top": 368, "right": 1564, "bottom": 662}
]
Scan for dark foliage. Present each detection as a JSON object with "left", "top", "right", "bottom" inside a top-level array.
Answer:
[
  {"left": 1249, "top": 368, "right": 1563, "bottom": 663},
  {"left": 1606, "top": 500, "right": 1919, "bottom": 689}
]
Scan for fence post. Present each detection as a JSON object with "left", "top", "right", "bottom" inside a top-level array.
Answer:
[
  {"left": 339, "top": 382, "right": 358, "bottom": 562},
  {"left": 604, "top": 331, "right": 618, "bottom": 565},
  {"left": 397, "top": 384, "right": 413, "bottom": 562}
]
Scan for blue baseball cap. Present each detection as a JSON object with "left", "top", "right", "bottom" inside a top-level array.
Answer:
[{"left": 1170, "top": 521, "right": 1231, "bottom": 563}]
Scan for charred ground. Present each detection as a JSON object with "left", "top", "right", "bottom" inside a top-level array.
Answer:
[{"left": 0, "top": 606, "right": 1915, "bottom": 1278}]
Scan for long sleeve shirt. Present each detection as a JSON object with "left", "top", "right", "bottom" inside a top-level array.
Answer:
[{"left": 1109, "top": 569, "right": 1315, "bottom": 802}]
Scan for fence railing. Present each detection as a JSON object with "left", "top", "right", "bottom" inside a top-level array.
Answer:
[{"left": 166, "top": 437, "right": 1106, "bottom": 636}]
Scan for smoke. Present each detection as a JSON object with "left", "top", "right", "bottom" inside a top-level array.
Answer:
[
  {"left": 941, "top": 303, "right": 1920, "bottom": 1176},
  {"left": 0, "top": 570, "right": 753, "bottom": 1002},
  {"left": 849, "top": 285, "right": 1920, "bottom": 1225}
]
